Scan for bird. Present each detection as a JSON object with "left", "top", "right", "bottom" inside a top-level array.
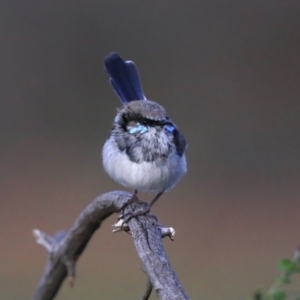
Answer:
[{"left": 102, "top": 52, "right": 187, "bottom": 212}]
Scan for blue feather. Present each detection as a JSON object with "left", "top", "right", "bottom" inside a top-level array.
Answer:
[{"left": 104, "top": 53, "right": 146, "bottom": 104}]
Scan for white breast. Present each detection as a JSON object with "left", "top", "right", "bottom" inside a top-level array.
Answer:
[{"left": 102, "top": 137, "right": 187, "bottom": 193}]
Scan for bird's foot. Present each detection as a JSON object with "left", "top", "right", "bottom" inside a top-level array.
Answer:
[
  {"left": 121, "top": 204, "right": 152, "bottom": 224},
  {"left": 118, "top": 190, "right": 149, "bottom": 224},
  {"left": 119, "top": 191, "right": 163, "bottom": 224},
  {"left": 113, "top": 204, "right": 157, "bottom": 234}
]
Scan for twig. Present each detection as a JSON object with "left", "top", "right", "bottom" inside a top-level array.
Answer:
[
  {"left": 140, "top": 278, "right": 153, "bottom": 300},
  {"left": 32, "top": 190, "right": 190, "bottom": 300}
]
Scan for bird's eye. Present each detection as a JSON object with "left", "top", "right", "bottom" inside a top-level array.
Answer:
[
  {"left": 127, "top": 120, "right": 138, "bottom": 127},
  {"left": 141, "top": 119, "right": 148, "bottom": 126}
]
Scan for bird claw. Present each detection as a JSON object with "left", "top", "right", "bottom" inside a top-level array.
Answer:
[
  {"left": 119, "top": 190, "right": 141, "bottom": 210},
  {"left": 122, "top": 205, "right": 151, "bottom": 223}
]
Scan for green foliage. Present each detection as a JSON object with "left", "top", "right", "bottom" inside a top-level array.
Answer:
[
  {"left": 251, "top": 248, "right": 300, "bottom": 300},
  {"left": 279, "top": 259, "right": 295, "bottom": 272},
  {"left": 269, "top": 290, "right": 286, "bottom": 300}
]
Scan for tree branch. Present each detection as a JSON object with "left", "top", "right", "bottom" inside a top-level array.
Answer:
[{"left": 33, "top": 190, "right": 190, "bottom": 300}]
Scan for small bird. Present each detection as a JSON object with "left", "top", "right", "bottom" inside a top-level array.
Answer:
[{"left": 102, "top": 53, "right": 187, "bottom": 211}]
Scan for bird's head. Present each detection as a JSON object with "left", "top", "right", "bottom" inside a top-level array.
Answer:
[{"left": 114, "top": 100, "right": 175, "bottom": 136}]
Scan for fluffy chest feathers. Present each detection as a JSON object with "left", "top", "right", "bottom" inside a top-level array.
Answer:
[
  {"left": 112, "top": 125, "right": 172, "bottom": 163},
  {"left": 102, "top": 101, "right": 187, "bottom": 192},
  {"left": 102, "top": 133, "right": 187, "bottom": 192}
]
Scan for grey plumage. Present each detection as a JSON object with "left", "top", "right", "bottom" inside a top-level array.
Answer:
[
  {"left": 102, "top": 53, "right": 187, "bottom": 206},
  {"left": 112, "top": 100, "right": 186, "bottom": 163}
]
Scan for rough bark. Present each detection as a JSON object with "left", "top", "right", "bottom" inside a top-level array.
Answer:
[{"left": 33, "top": 190, "right": 190, "bottom": 300}]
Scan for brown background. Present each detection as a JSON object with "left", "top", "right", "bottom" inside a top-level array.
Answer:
[{"left": 1, "top": 1, "right": 300, "bottom": 299}]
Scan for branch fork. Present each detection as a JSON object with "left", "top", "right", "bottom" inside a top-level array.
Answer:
[{"left": 33, "top": 191, "right": 189, "bottom": 300}]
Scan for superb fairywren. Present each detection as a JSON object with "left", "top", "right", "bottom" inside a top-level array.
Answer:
[{"left": 102, "top": 53, "right": 187, "bottom": 210}]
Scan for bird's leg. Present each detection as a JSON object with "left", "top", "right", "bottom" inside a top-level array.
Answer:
[
  {"left": 128, "top": 189, "right": 139, "bottom": 204},
  {"left": 120, "top": 190, "right": 138, "bottom": 210},
  {"left": 133, "top": 190, "right": 146, "bottom": 205},
  {"left": 148, "top": 191, "right": 164, "bottom": 209}
]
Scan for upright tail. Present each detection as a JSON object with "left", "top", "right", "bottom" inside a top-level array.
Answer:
[{"left": 104, "top": 53, "right": 146, "bottom": 104}]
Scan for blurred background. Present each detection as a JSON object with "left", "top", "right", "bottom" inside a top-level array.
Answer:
[{"left": 1, "top": 1, "right": 300, "bottom": 299}]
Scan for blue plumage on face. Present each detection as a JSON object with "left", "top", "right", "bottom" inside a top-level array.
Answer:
[{"left": 111, "top": 100, "right": 183, "bottom": 163}]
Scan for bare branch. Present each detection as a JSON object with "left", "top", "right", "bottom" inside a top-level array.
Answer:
[
  {"left": 122, "top": 203, "right": 189, "bottom": 300},
  {"left": 33, "top": 190, "right": 190, "bottom": 300}
]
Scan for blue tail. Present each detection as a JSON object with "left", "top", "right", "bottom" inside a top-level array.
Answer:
[{"left": 104, "top": 53, "right": 146, "bottom": 104}]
